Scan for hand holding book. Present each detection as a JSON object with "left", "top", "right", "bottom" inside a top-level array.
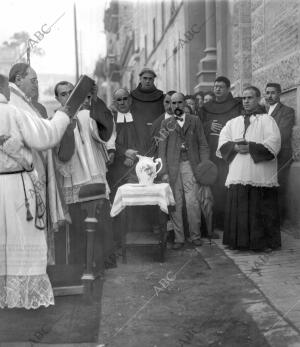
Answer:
[{"left": 65, "top": 75, "right": 95, "bottom": 118}]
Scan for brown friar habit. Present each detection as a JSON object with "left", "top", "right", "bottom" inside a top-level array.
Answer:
[
  {"left": 149, "top": 113, "right": 166, "bottom": 158},
  {"left": 128, "top": 84, "right": 164, "bottom": 233},
  {"left": 130, "top": 83, "right": 164, "bottom": 155},
  {"left": 202, "top": 93, "right": 242, "bottom": 228}
]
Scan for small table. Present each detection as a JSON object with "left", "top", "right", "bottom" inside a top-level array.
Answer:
[{"left": 110, "top": 183, "right": 175, "bottom": 263}]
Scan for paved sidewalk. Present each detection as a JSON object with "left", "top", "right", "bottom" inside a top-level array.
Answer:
[
  {"left": 214, "top": 230, "right": 300, "bottom": 347},
  {"left": 99, "top": 242, "right": 274, "bottom": 347}
]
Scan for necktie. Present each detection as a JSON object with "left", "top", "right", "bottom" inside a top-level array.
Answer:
[{"left": 175, "top": 116, "right": 183, "bottom": 121}]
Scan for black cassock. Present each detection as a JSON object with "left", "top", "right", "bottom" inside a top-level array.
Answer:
[
  {"left": 220, "top": 140, "right": 281, "bottom": 251},
  {"left": 107, "top": 114, "right": 140, "bottom": 199},
  {"left": 202, "top": 94, "right": 242, "bottom": 228}
]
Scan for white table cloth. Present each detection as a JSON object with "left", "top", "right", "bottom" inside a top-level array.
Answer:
[{"left": 110, "top": 183, "right": 175, "bottom": 217}]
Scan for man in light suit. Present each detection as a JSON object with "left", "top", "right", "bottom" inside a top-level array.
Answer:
[{"left": 265, "top": 82, "right": 295, "bottom": 223}]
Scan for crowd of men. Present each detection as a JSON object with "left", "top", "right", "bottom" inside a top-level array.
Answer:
[{"left": 0, "top": 63, "right": 295, "bottom": 309}]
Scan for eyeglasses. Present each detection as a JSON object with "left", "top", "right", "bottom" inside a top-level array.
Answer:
[
  {"left": 116, "top": 97, "right": 129, "bottom": 102},
  {"left": 171, "top": 101, "right": 183, "bottom": 105}
]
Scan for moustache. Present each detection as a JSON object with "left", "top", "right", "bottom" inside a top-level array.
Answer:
[{"left": 174, "top": 108, "right": 184, "bottom": 116}]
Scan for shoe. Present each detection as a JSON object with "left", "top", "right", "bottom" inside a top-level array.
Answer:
[
  {"left": 210, "top": 232, "right": 220, "bottom": 239},
  {"left": 172, "top": 242, "right": 184, "bottom": 250},
  {"left": 192, "top": 239, "right": 203, "bottom": 246}
]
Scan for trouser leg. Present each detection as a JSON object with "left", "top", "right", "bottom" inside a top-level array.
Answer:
[
  {"left": 181, "top": 161, "right": 201, "bottom": 241},
  {"left": 170, "top": 169, "right": 184, "bottom": 243},
  {"left": 278, "top": 166, "right": 289, "bottom": 225}
]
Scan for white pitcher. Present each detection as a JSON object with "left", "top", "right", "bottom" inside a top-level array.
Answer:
[{"left": 135, "top": 155, "right": 163, "bottom": 185}]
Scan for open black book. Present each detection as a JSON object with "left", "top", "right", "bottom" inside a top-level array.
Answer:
[{"left": 65, "top": 75, "right": 95, "bottom": 118}]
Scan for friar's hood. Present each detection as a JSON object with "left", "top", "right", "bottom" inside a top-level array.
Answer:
[
  {"left": 131, "top": 83, "right": 164, "bottom": 102},
  {"left": 203, "top": 92, "right": 242, "bottom": 115}
]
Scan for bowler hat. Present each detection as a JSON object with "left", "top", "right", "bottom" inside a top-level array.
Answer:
[
  {"left": 139, "top": 67, "right": 157, "bottom": 78},
  {"left": 194, "top": 160, "right": 218, "bottom": 185}
]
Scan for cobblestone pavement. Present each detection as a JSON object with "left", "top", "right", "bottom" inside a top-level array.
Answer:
[{"left": 214, "top": 230, "right": 300, "bottom": 347}]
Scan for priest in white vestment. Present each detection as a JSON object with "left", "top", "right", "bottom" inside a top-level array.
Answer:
[
  {"left": 217, "top": 86, "right": 281, "bottom": 252},
  {"left": 0, "top": 73, "right": 71, "bottom": 309},
  {"left": 8, "top": 63, "right": 70, "bottom": 265},
  {"left": 54, "top": 81, "right": 114, "bottom": 268}
]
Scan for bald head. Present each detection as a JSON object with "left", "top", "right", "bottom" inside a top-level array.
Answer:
[
  {"left": 113, "top": 87, "right": 130, "bottom": 99},
  {"left": 9, "top": 64, "right": 38, "bottom": 99},
  {"left": 172, "top": 92, "right": 185, "bottom": 100},
  {"left": 0, "top": 74, "right": 10, "bottom": 101},
  {"left": 171, "top": 92, "right": 186, "bottom": 116}
]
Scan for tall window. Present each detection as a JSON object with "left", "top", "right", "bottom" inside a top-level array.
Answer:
[
  {"left": 161, "top": 1, "right": 165, "bottom": 33},
  {"left": 153, "top": 18, "right": 156, "bottom": 48}
]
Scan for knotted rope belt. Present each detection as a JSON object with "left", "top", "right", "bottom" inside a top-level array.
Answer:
[
  {"left": 0, "top": 168, "right": 46, "bottom": 229},
  {"left": 0, "top": 169, "right": 29, "bottom": 175}
]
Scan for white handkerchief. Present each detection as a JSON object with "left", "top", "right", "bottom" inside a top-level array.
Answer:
[{"left": 116, "top": 112, "right": 133, "bottom": 123}]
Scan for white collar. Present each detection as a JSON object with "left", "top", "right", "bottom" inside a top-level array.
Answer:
[
  {"left": 176, "top": 113, "right": 186, "bottom": 121},
  {"left": 268, "top": 103, "right": 278, "bottom": 115},
  {"left": 9, "top": 82, "right": 29, "bottom": 101},
  {"left": 0, "top": 93, "right": 8, "bottom": 103},
  {"left": 165, "top": 112, "right": 172, "bottom": 119},
  {"left": 176, "top": 113, "right": 186, "bottom": 127},
  {"left": 116, "top": 111, "right": 133, "bottom": 123}
]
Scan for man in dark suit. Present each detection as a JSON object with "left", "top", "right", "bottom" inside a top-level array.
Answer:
[
  {"left": 265, "top": 82, "right": 295, "bottom": 223},
  {"left": 150, "top": 90, "right": 176, "bottom": 157},
  {"left": 159, "top": 92, "right": 209, "bottom": 249}
]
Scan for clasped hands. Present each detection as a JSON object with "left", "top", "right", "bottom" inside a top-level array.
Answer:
[{"left": 234, "top": 142, "right": 249, "bottom": 154}]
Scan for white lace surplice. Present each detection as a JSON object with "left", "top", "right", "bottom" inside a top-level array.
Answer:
[
  {"left": 55, "top": 109, "right": 110, "bottom": 204},
  {"left": 216, "top": 114, "right": 281, "bottom": 188}
]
